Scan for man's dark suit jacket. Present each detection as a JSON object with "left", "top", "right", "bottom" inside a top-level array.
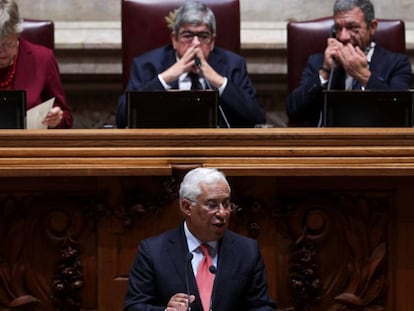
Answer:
[
  {"left": 124, "top": 223, "right": 276, "bottom": 311},
  {"left": 117, "top": 44, "right": 265, "bottom": 128},
  {"left": 286, "top": 44, "right": 413, "bottom": 126}
]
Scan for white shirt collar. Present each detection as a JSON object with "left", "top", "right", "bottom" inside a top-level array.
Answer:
[
  {"left": 184, "top": 221, "right": 217, "bottom": 253},
  {"left": 366, "top": 41, "right": 376, "bottom": 63}
]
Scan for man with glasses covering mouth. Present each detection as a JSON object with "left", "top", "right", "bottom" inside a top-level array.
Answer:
[
  {"left": 124, "top": 167, "right": 276, "bottom": 311},
  {"left": 117, "top": 1, "right": 265, "bottom": 129},
  {"left": 286, "top": 0, "right": 412, "bottom": 126}
]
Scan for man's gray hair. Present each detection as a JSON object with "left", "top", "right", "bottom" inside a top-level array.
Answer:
[
  {"left": 173, "top": 1, "right": 216, "bottom": 35},
  {"left": 333, "top": 0, "right": 375, "bottom": 25},
  {"left": 179, "top": 167, "right": 229, "bottom": 206}
]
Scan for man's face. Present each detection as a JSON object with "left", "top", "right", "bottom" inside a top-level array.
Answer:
[
  {"left": 171, "top": 23, "right": 216, "bottom": 59},
  {"left": 334, "top": 7, "right": 377, "bottom": 51},
  {"left": 183, "top": 180, "right": 231, "bottom": 243}
]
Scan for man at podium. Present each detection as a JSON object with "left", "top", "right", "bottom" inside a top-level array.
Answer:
[
  {"left": 286, "top": 0, "right": 412, "bottom": 126},
  {"left": 124, "top": 167, "right": 276, "bottom": 311}
]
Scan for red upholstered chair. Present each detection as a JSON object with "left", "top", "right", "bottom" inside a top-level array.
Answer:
[
  {"left": 20, "top": 18, "right": 55, "bottom": 50},
  {"left": 121, "top": 0, "right": 240, "bottom": 88},
  {"left": 287, "top": 17, "right": 406, "bottom": 93}
]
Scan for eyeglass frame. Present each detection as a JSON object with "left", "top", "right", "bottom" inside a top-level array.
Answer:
[
  {"left": 186, "top": 198, "right": 237, "bottom": 212},
  {"left": 177, "top": 30, "right": 213, "bottom": 44}
]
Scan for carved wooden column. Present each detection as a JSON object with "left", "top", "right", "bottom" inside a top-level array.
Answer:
[
  {"left": 0, "top": 178, "right": 108, "bottom": 311},
  {"left": 275, "top": 190, "right": 390, "bottom": 310}
]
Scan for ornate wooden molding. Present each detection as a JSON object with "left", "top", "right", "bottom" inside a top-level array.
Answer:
[
  {"left": 0, "top": 192, "right": 106, "bottom": 311},
  {"left": 0, "top": 130, "right": 412, "bottom": 310},
  {"left": 1, "top": 128, "right": 414, "bottom": 176},
  {"left": 118, "top": 176, "right": 179, "bottom": 229},
  {"left": 276, "top": 191, "right": 390, "bottom": 310}
]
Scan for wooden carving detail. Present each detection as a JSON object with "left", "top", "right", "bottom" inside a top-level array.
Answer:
[
  {"left": 0, "top": 193, "right": 104, "bottom": 311},
  {"left": 276, "top": 192, "right": 390, "bottom": 311},
  {"left": 51, "top": 240, "right": 84, "bottom": 310},
  {"left": 288, "top": 236, "right": 322, "bottom": 308},
  {"left": 118, "top": 176, "right": 179, "bottom": 229},
  {"left": 118, "top": 175, "right": 271, "bottom": 239},
  {"left": 0, "top": 195, "right": 41, "bottom": 309},
  {"left": 230, "top": 199, "right": 264, "bottom": 239},
  {"left": 225, "top": 176, "right": 273, "bottom": 239}
]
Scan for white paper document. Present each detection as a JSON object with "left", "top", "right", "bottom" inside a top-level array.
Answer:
[{"left": 26, "top": 97, "right": 55, "bottom": 129}]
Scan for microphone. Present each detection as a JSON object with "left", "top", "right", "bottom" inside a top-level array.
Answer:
[
  {"left": 326, "top": 58, "right": 335, "bottom": 91},
  {"left": 194, "top": 56, "right": 212, "bottom": 90},
  {"left": 194, "top": 56, "right": 231, "bottom": 128},
  {"left": 327, "top": 26, "right": 337, "bottom": 92},
  {"left": 320, "top": 27, "right": 337, "bottom": 127},
  {"left": 319, "top": 57, "right": 336, "bottom": 127},
  {"left": 185, "top": 252, "right": 194, "bottom": 311},
  {"left": 194, "top": 56, "right": 202, "bottom": 70},
  {"left": 208, "top": 265, "right": 217, "bottom": 311}
]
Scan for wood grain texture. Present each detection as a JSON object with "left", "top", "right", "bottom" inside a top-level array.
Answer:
[
  {"left": 0, "top": 128, "right": 414, "bottom": 176},
  {"left": 0, "top": 129, "right": 413, "bottom": 310}
]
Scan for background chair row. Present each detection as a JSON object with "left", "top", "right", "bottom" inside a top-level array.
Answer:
[
  {"left": 23, "top": 0, "right": 407, "bottom": 98},
  {"left": 20, "top": 18, "right": 54, "bottom": 50}
]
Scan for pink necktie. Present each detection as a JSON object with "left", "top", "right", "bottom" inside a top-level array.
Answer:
[{"left": 196, "top": 244, "right": 214, "bottom": 311}]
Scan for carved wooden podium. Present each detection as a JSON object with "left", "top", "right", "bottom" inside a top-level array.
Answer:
[{"left": 0, "top": 128, "right": 413, "bottom": 310}]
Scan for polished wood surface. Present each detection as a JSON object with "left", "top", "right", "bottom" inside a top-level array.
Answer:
[
  {"left": 0, "top": 128, "right": 413, "bottom": 310},
  {"left": 1, "top": 128, "right": 414, "bottom": 176}
]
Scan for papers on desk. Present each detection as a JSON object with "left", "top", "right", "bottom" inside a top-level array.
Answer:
[{"left": 26, "top": 97, "right": 55, "bottom": 129}]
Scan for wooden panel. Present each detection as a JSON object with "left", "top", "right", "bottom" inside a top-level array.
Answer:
[
  {"left": 0, "top": 129, "right": 413, "bottom": 310},
  {"left": 0, "top": 128, "right": 414, "bottom": 176}
]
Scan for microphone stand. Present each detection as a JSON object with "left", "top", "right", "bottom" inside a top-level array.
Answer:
[
  {"left": 326, "top": 59, "right": 335, "bottom": 91},
  {"left": 208, "top": 265, "right": 217, "bottom": 311},
  {"left": 185, "top": 253, "right": 194, "bottom": 311},
  {"left": 195, "top": 57, "right": 231, "bottom": 128},
  {"left": 320, "top": 59, "right": 335, "bottom": 127}
]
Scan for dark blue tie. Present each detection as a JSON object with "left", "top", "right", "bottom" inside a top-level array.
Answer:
[
  {"left": 352, "top": 79, "right": 361, "bottom": 90},
  {"left": 333, "top": 66, "right": 346, "bottom": 90},
  {"left": 188, "top": 72, "right": 202, "bottom": 90}
]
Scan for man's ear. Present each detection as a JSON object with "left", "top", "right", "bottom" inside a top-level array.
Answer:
[
  {"left": 369, "top": 19, "right": 378, "bottom": 37},
  {"left": 210, "top": 34, "right": 216, "bottom": 51},
  {"left": 181, "top": 199, "right": 192, "bottom": 216},
  {"left": 171, "top": 32, "right": 178, "bottom": 49}
]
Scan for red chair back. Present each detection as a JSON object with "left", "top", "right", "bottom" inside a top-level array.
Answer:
[
  {"left": 121, "top": 0, "right": 240, "bottom": 88},
  {"left": 21, "top": 18, "right": 54, "bottom": 50},
  {"left": 287, "top": 17, "right": 406, "bottom": 93}
]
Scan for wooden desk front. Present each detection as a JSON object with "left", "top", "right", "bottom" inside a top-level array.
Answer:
[{"left": 0, "top": 128, "right": 413, "bottom": 310}]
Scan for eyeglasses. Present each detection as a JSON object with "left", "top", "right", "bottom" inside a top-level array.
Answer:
[
  {"left": 187, "top": 198, "right": 237, "bottom": 212},
  {"left": 178, "top": 31, "right": 212, "bottom": 44}
]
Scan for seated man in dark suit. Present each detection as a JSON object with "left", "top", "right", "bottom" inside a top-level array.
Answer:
[
  {"left": 124, "top": 167, "right": 276, "bottom": 311},
  {"left": 116, "top": 1, "right": 265, "bottom": 128},
  {"left": 286, "top": 0, "right": 413, "bottom": 126}
]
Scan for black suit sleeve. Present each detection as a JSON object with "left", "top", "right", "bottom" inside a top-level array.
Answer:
[
  {"left": 285, "top": 54, "right": 325, "bottom": 126},
  {"left": 245, "top": 242, "right": 277, "bottom": 310},
  {"left": 124, "top": 242, "right": 166, "bottom": 311},
  {"left": 218, "top": 55, "right": 266, "bottom": 127}
]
